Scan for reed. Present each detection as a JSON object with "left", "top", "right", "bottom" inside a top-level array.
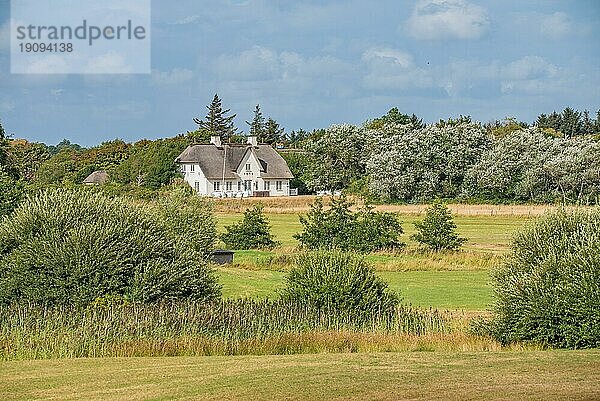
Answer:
[{"left": 0, "top": 300, "right": 449, "bottom": 360}]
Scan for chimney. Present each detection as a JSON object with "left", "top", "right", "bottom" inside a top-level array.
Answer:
[
  {"left": 247, "top": 136, "right": 258, "bottom": 147},
  {"left": 210, "top": 136, "right": 222, "bottom": 147}
]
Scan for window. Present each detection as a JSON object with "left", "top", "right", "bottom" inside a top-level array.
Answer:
[
  {"left": 190, "top": 164, "right": 195, "bottom": 172},
  {"left": 226, "top": 181, "right": 232, "bottom": 191},
  {"left": 237, "top": 181, "right": 241, "bottom": 191},
  {"left": 214, "top": 181, "right": 220, "bottom": 191},
  {"left": 276, "top": 181, "right": 282, "bottom": 191},
  {"left": 264, "top": 181, "right": 270, "bottom": 191},
  {"left": 194, "top": 182, "right": 200, "bottom": 192},
  {"left": 244, "top": 180, "right": 251, "bottom": 191},
  {"left": 246, "top": 163, "right": 251, "bottom": 171},
  {"left": 181, "top": 164, "right": 186, "bottom": 172}
]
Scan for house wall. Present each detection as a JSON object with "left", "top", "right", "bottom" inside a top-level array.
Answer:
[{"left": 179, "top": 158, "right": 291, "bottom": 197}]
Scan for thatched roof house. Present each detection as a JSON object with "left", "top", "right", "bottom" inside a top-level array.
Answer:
[{"left": 83, "top": 170, "right": 109, "bottom": 185}]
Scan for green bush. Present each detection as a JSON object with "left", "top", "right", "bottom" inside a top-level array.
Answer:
[
  {"left": 282, "top": 250, "right": 399, "bottom": 317},
  {"left": 488, "top": 209, "right": 600, "bottom": 348},
  {"left": 0, "top": 167, "right": 24, "bottom": 217},
  {"left": 0, "top": 189, "right": 220, "bottom": 306},
  {"left": 295, "top": 196, "right": 404, "bottom": 253},
  {"left": 220, "top": 204, "right": 279, "bottom": 249},
  {"left": 411, "top": 200, "right": 466, "bottom": 251}
]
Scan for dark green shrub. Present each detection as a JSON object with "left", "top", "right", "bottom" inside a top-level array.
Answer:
[
  {"left": 0, "top": 167, "right": 24, "bottom": 217},
  {"left": 220, "top": 204, "right": 279, "bottom": 249},
  {"left": 489, "top": 209, "right": 600, "bottom": 348},
  {"left": 411, "top": 200, "right": 466, "bottom": 251},
  {"left": 295, "top": 196, "right": 404, "bottom": 253},
  {"left": 0, "top": 189, "right": 220, "bottom": 306},
  {"left": 282, "top": 250, "right": 399, "bottom": 317}
]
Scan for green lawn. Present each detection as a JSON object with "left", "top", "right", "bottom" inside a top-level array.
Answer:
[
  {"left": 215, "top": 212, "right": 520, "bottom": 311},
  {"left": 216, "top": 213, "right": 532, "bottom": 252},
  {"left": 217, "top": 268, "right": 491, "bottom": 310},
  {"left": 2, "top": 351, "right": 599, "bottom": 401}
]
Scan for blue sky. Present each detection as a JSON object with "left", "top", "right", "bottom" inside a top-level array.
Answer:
[{"left": 0, "top": 0, "right": 599, "bottom": 147}]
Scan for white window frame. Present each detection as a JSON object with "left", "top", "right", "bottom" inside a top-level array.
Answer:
[
  {"left": 190, "top": 164, "right": 195, "bottom": 172},
  {"left": 214, "top": 181, "right": 220, "bottom": 191},
  {"left": 226, "top": 181, "right": 232, "bottom": 191},
  {"left": 246, "top": 163, "right": 251, "bottom": 171},
  {"left": 264, "top": 181, "right": 270, "bottom": 191},
  {"left": 276, "top": 180, "right": 282, "bottom": 191},
  {"left": 194, "top": 182, "right": 200, "bottom": 192}
]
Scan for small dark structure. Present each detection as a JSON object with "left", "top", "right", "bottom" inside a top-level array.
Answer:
[
  {"left": 83, "top": 170, "right": 109, "bottom": 185},
  {"left": 210, "top": 249, "right": 234, "bottom": 265}
]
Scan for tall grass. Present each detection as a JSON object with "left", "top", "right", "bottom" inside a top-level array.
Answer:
[{"left": 0, "top": 300, "right": 448, "bottom": 360}]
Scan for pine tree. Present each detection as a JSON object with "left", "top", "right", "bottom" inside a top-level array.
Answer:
[
  {"left": 246, "top": 104, "right": 265, "bottom": 138},
  {"left": 594, "top": 110, "right": 600, "bottom": 136},
  {"left": 581, "top": 110, "right": 595, "bottom": 136},
  {"left": 560, "top": 107, "right": 582, "bottom": 138},
  {"left": 193, "top": 94, "right": 238, "bottom": 141},
  {"left": 262, "top": 118, "right": 285, "bottom": 145}
]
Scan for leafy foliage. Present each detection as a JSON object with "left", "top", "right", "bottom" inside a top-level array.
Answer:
[
  {"left": 0, "top": 167, "right": 24, "bottom": 217},
  {"left": 463, "top": 129, "right": 600, "bottom": 203},
  {"left": 295, "top": 196, "right": 404, "bottom": 253},
  {"left": 368, "top": 119, "right": 492, "bottom": 202},
  {"left": 411, "top": 200, "right": 466, "bottom": 251},
  {"left": 283, "top": 250, "right": 400, "bottom": 317},
  {"left": 303, "top": 125, "right": 373, "bottom": 192},
  {"left": 0, "top": 189, "right": 220, "bottom": 306},
  {"left": 488, "top": 209, "right": 600, "bottom": 348},
  {"left": 220, "top": 204, "right": 279, "bottom": 249}
]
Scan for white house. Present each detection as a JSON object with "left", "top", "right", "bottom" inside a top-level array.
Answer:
[{"left": 175, "top": 136, "right": 294, "bottom": 197}]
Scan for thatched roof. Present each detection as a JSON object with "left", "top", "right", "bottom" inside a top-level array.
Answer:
[
  {"left": 83, "top": 170, "right": 109, "bottom": 184},
  {"left": 175, "top": 143, "right": 294, "bottom": 180}
]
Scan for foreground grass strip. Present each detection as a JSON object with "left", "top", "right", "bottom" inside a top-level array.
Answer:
[{"left": 2, "top": 351, "right": 599, "bottom": 401}]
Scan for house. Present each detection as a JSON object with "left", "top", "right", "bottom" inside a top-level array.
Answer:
[
  {"left": 82, "top": 170, "right": 109, "bottom": 185},
  {"left": 175, "top": 136, "right": 294, "bottom": 197}
]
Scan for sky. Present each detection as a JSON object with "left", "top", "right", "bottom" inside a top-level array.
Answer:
[{"left": 0, "top": 0, "right": 599, "bottom": 147}]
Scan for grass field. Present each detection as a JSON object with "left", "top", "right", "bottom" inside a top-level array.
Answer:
[
  {"left": 217, "top": 268, "right": 492, "bottom": 310},
  {"left": 215, "top": 210, "right": 522, "bottom": 311},
  {"left": 2, "top": 351, "right": 599, "bottom": 401}
]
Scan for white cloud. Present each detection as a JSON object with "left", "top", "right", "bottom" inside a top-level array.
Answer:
[
  {"left": 151, "top": 68, "right": 194, "bottom": 85},
  {"left": 84, "top": 53, "right": 133, "bottom": 74},
  {"left": 362, "top": 47, "right": 433, "bottom": 90},
  {"left": 406, "top": 0, "right": 489, "bottom": 40},
  {"left": 539, "top": 12, "right": 572, "bottom": 38},
  {"left": 500, "top": 56, "right": 562, "bottom": 95}
]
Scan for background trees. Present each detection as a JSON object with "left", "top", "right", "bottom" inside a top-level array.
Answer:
[{"left": 194, "top": 94, "right": 238, "bottom": 141}]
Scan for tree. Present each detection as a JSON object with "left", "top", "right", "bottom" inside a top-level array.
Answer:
[
  {"left": 295, "top": 196, "right": 404, "bottom": 253},
  {"left": 193, "top": 94, "right": 238, "bottom": 141},
  {"left": 411, "top": 200, "right": 466, "bottom": 251},
  {"left": 365, "top": 107, "right": 411, "bottom": 130},
  {"left": 303, "top": 124, "right": 373, "bottom": 192},
  {"left": 220, "top": 204, "right": 279, "bottom": 249},
  {"left": 246, "top": 104, "right": 265, "bottom": 138},
  {"left": 368, "top": 120, "right": 492, "bottom": 201},
  {"left": 47, "top": 139, "right": 84, "bottom": 156},
  {"left": 560, "top": 107, "right": 582, "bottom": 138},
  {"left": 0, "top": 167, "right": 24, "bottom": 217},
  {"left": 263, "top": 117, "right": 284, "bottom": 145}
]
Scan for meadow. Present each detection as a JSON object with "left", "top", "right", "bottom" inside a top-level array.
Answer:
[{"left": 214, "top": 201, "right": 538, "bottom": 311}]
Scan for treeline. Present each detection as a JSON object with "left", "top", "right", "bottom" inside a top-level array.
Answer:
[
  {"left": 295, "top": 107, "right": 600, "bottom": 204},
  {"left": 1, "top": 102, "right": 599, "bottom": 209}
]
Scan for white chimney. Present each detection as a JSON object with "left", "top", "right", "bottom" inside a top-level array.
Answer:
[
  {"left": 247, "top": 136, "right": 258, "bottom": 146},
  {"left": 210, "top": 136, "right": 222, "bottom": 147}
]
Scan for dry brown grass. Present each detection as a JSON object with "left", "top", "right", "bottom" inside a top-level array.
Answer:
[
  {"left": 3, "top": 350, "right": 599, "bottom": 401},
  {"left": 213, "top": 196, "right": 587, "bottom": 216}
]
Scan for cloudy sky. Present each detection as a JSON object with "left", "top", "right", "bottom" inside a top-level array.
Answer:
[{"left": 0, "top": 0, "right": 599, "bottom": 146}]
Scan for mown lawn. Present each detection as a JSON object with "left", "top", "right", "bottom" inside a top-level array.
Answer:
[
  {"left": 215, "top": 211, "right": 516, "bottom": 310},
  {"left": 2, "top": 351, "right": 599, "bottom": 401},
  {"left": 217, "top": 268, "right": 491, "bottom": 310}
]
